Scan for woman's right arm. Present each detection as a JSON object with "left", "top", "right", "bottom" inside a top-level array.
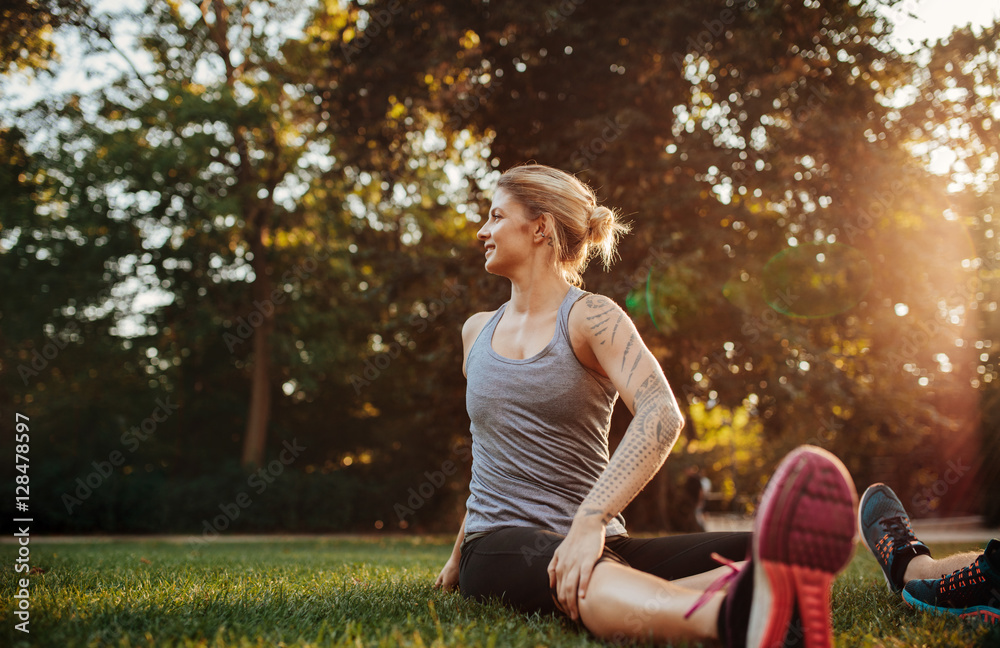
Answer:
[
  {"left": 436, "top": 311, "right": 491, "bottom": 590},
  {"left": 433, "top": 512, "right": 466, "bottom": 590}
]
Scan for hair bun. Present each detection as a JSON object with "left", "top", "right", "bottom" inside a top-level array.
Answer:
[
  {"left": 587, "top": 206, "right": 612, "bottom": 238},
  {"left": 586, "top": 204, "right": 630, "bottom": 270}
]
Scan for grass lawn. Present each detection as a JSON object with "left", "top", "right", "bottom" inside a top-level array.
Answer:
[{"left": 1, "top": 536, "right": 997, "bottom": 647}]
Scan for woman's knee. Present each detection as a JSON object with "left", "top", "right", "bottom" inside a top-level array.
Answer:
[{"left": 578, "top": 562, "right": 632, "bottom": 639}]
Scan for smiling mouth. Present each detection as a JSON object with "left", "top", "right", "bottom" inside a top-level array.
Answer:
[{"left": 484, "top": 245, "right": 495, "bottom": 255}]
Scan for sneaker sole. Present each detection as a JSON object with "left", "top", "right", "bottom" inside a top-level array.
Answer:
[
  {"left": 747, "top": 446, "right": 858, "bottom": 648},
  {"left": 902, "top": 589, "right": 1000, "bottom": 625},
  {"left": 857, "top": 483, "right": 902, "bottom": 594}
]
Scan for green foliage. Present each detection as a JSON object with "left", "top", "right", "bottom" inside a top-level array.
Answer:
[
  {"left": 329, "top": 0, "right": 999, "bottom": 519},
  {"left": 23, "top": 459, "right": 376, "bottom": 535},
  {"left": 1, "top": 0, "right": 998, "bottom": 533}
]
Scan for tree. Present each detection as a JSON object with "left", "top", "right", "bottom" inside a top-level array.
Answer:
[
  {"left": 895, "top": 21, "right": 1000, "bottom": 516},
  {"left": 316, "top": 0, "right": 998, "bottom": 518},
  {"left": 3, "top": 0, "right": 996, "bottom": 532}
]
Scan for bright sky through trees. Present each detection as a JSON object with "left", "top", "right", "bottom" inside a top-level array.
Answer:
[
  {"left": 3, "top": 0, "right": 998, "bottom": 116},
  {"left": 882, "top": 0, "right": 1000, "bottom": 53},
  {"left": 1, "top": 0, "right": 996, "bottom": 335}
]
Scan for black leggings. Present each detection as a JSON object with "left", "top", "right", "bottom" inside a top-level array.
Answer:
[{"left": 459, "top": 526, "right": 750, "bottom": 617}]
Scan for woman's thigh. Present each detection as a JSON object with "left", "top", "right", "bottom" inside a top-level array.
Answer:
[
  {"left": 459, "top": 526, "right": 566, "bottom": 615},
  {"left": 606, "top": 531, "right": 750, "bottom": 581},
  {"left": 459, "top": 528, "right": 749, "bottom": 615}
]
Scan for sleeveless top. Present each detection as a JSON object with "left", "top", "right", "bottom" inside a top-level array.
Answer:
[{"left": 464, "top": 286, "right": 626, "bottom": 537}]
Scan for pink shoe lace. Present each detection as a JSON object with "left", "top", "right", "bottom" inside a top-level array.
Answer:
[{"left": 683, "top": 552, "right": 742, "bottom": 619}]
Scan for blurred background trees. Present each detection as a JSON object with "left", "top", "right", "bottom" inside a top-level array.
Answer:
[{"left": 1, "top": 0, "right": 997, "bottom": 533}]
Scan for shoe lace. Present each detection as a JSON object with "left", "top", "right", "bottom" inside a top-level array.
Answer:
[
  {"left": 941, "top": 556, "right": 988, "bottom": 591},
  {"left": 879, "top": 515, "right": 915, "bottom": 547},
  {"left": 684, "top": 552, "right": 741, "bottom": 620}
]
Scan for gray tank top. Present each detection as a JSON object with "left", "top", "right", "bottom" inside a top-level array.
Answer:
[{"left": 465, "top": 286, "right": 626, "bottom": 537}]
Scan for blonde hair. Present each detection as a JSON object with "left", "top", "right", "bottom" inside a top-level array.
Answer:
[{"left": 497, "top": 164, "right": 631, "bottom": 286}]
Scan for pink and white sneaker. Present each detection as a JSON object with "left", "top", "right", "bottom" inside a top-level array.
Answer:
[{"left": 719, "top": 445, "right": 858, "bottom": 648}]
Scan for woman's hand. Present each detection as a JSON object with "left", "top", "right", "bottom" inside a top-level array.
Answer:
[
  {"left": 547, "top": 515, "right": 606, "bottom": 621},
  {"left": 434, "top": 555, "right": 461, "bottom": 591}
]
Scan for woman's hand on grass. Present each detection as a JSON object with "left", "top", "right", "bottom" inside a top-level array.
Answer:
[
  {"left": 434, "top": 556, "right": 460, "bottom": 591},
  {"left": 547, "top": 516, "right": 606, "bottom": 621}
]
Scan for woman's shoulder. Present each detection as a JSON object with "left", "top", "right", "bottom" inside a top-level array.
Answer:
[
  {"left": 462, "top": 310, "right": 500, "bottom": 378},
  {"left": 566, "top": 291, "right": 625, "bottom": 330},
  {"left": 462, "top": 310, "right": 498, "bottom": 347}
]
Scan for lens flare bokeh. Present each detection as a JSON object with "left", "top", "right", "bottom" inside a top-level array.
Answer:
[{"left": 760, "top": 242, "right": 873, "bottom": 318}]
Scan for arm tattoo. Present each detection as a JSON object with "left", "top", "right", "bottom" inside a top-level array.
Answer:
[
  {"left": 574, "top": 296, "right": 683, "bottom": 527},
  {"left": 620, "top": 332, "right": 636, "bottom": 372},
  {"left": 584, "top": 297, "right": 620, "bottom": 346},
  {"left": 581, "top": 506, "right": 612, "bottom": 524},
  {"left": 578, "top": 370, "right": 682, "bottom": 526},
  {"left": 625, "top": 352, "right": 642, "bottom": 388}
]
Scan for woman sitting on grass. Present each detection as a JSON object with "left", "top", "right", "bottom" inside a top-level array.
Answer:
[{"left": 433, "top": 163, "right": 859, "bottom": 646}]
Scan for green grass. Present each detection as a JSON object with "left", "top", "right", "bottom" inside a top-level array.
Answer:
[{"left": 0, "top": 537, "right": 997, "bottom": 647}]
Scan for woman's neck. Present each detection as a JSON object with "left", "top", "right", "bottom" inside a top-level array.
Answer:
[{"left": 507, "top": 271, "right": 572, "bottom": 316}]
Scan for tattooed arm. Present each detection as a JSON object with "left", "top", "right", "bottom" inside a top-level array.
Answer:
[
  {"left": 576, "top": 292, "right": 684, "bottom": 520},
  {"left": 548, "top": 294, "right": 684, "bottom": 620}
]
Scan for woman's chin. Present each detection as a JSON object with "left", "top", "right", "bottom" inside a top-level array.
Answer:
[{"left": 483, "top": 258, "right": 506, "bottom": 277}]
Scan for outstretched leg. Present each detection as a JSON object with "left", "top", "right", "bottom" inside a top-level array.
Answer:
[
  {"left": 903, "top": 552, "right": 981, "bottom": 582},
  {"left": 859, "top": 484, "right": 1000, "bottom": 624},
  {"left": 579, "top": 560, "right": 723, "bottom": 643},
  {"left": 581, "top": 445, "right": 858, "bottom": 647},
  {"left": 859, "top": 483, "right": 981, "bottom": 590},
  {"left": 902, "top": 539, "right": 1000, "bottom": 625}
]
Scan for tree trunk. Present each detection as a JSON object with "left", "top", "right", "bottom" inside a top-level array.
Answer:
[{"left": 241, "top": 220, "right": 274, "bottom": 468}]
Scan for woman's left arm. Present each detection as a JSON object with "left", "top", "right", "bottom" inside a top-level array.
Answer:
[{"left": 548, "top": 294, "right": 685, "bottom": 620}]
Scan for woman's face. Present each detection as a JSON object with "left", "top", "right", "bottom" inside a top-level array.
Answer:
[{"left": 477, "top": 188, "right": 535, "bottom": 276}]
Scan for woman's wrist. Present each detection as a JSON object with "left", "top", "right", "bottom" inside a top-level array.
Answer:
[{"left": 572, "top": 507, "right": 610, "bottom": 531}]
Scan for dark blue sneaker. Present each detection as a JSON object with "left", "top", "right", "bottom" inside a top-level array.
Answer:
[
  {"left": 902, "top": 539, "right": 1000, "bottom": 625},
  {"left": 858, "top": 483, "right": 931, "bottom": 593}
]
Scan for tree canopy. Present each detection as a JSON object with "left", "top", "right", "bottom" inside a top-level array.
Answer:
[{"left": 1, "top": 0, "right": 997, "bottom": 533}]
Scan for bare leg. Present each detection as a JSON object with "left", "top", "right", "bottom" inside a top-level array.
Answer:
[
  {"left": 904, "top": 552, "right": 981, "bottom": 583},
  {"left": 578, "top": 560, "right": 723, "bottom": 643}
]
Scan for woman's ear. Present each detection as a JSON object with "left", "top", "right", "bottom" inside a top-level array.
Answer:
[{"left": 533, "top": 213, "right": 553, "bottom": 245}]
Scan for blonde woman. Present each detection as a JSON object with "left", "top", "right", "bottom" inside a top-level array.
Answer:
[{"left": 434, "top": 164, "right": 858, "bottom": 646}]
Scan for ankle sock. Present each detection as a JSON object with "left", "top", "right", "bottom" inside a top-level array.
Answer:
[
  {"left": 891, "top": 543, "right": 932, "bottom": 590},
  {"left": 984, "top": 539, "right": 999, "bottom": 571}
]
